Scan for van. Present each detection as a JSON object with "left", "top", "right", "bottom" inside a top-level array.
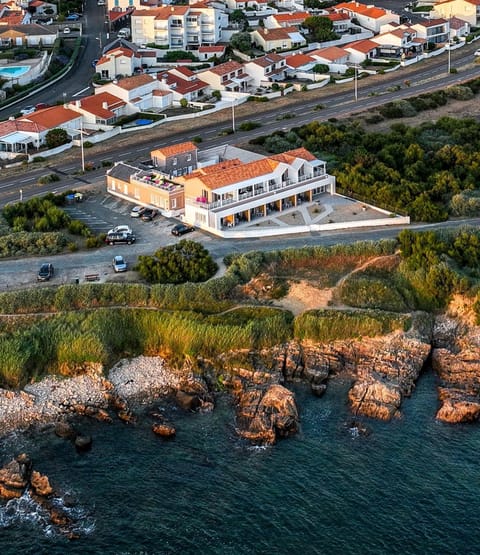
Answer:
[
  {"left": 97, "top": 0, "right": 105, "bottom": 5},
  {"left": 118, "top": 27, "right": 131, "bottom": 39}
]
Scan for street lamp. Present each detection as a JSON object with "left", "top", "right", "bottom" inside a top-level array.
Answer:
[
  {"left": 354, "top": 65, "right": 358, "bottom": 101},
  {"left": 231, "top": 99, "right": 236, "bottom": 132},
  {"left": 447, "top": 41, "right": 452, "bottom": 74},
  {"left": 79, "top": 119, "right": 85, "bottom": 172}
]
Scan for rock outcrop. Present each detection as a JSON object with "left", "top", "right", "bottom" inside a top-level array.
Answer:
[
  {"left": 235, "top": 384, "right": 299, "bottom": 445},
  {"left": 432, "top": 314, "right": 480, "bottom": 423}
]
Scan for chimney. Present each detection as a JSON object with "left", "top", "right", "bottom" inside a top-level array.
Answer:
[
  {"left": 103, "top": 102, "right": 109, "bottom": 109},
  {"left": 76, "top": 100, "right": 80, "bottom": 108}
]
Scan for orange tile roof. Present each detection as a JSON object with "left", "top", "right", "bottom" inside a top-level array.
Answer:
[
  {"left": 256, "top": 26, "right": 300, "bottom": 41},
  {"left": 77, "top": 92, "right": 126, "bottom": 119},
  {"left": 20, "top": 105, "right": 80, "bottom": 128},
  {"left": 345, "top": 39, "right": 379, "bottom": 53},
  {"left": 285, "top": 53, "right": 315, "bottom": 68},
  {"left": 207, "top": 60, "right": 244, "bottom": 76},
  {"left": 283, "top": 147, "right": 317, "bottom": 162},
  {"left": 273, "top": 11, "right": 309, "bottom": 23},
  {"left": 133, "top": 6, "right": 190, "bottom": 18},
  {"left": 0, "top": 14, "right": 22, "bottom": 24},
  {"left": 326, "top": 12, "right": 350, "bottom": 21},
  {"left": 250, "top": 53, "right": 284, "bottom": 67},
  {"left": 419, "top": 18, "right": 447, "bottom": 26},
  {"left": 184, "top": 159, "right": 242, "bottom": 179},
  {"left": 0, "top": 119, "right": 42, "bottom": 135},
  {"left": 198, "top": 45, "right": 226, "bottom": 53},
  {"left": 195, "top": 158, "right": 280, "bottom": 190},
  {"left": 311, "top": 46, "right": 348, "bottom": 61},
  {"left": 116, "top": 73, "right": 155, "bottom": 90},
  {"left": 151, "top": 141, "right": 198, "bottom": 158}
]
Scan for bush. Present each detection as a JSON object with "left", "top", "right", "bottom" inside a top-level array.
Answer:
[
  {"left": 0, "top": 231, "right": 67, "bottom": 258},
  {"left": 37, "top": 173, "right": 60, "bottom": 185},
  {"left": 85, "top": 234, "right": 105, "bottom": 248},
  {"left": 247, "top": 96, "right": 269, "bottom": 102},
  {"left": 136, "top": 240, "right": 218, "bottom": 284},
  {"left": 238, "top": 121, "right": 262, "bottom": 131}
]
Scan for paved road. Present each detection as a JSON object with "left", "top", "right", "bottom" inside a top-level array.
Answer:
[{"left": 1, "top": 43, "right": 479, "bottom": 207}]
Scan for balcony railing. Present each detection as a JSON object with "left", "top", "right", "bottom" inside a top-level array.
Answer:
[{"left": 186, "top": 173, "right": 329, "bottom": 210}]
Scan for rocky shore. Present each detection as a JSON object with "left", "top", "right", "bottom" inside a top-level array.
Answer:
[{"left": 1, "top": 305, "right": 480, "bottom": 449}]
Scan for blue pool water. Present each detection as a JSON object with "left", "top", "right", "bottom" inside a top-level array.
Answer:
[
  {"left": 1, "top": 370, "right": 480, "bottom": 554},
  {"left": 0, "top": 66, "right": 29, "bottom": 78}
]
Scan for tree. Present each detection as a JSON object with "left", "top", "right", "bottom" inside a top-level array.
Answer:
[
  {"left": 303, "top": 16, "right": 338, "bottom": 42},
  {"left": 230, "top": 9, "right": 248, "bottom": 31},
  {"left": 45, "top": 128, "right": 69, "bottom": 149},
  {"left": 230, "top": 32, "right": 252, "bottom": 54}
]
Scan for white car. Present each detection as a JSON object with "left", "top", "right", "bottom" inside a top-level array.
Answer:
[
  {"left": 20, "top": 105, "right": 35, "bottom": 115},
  {"left": 108, "top": 224, "right": 132, "bottom": 235},
  {"left": 63, "top": 27, "right": 71, "bottom": 34},
  {"left": 112, "top": 255, "right": 127, "bottom": 273},
  {"left": 130, "top": 206, "right": 146, "bottom": 218},
  {"left": 474, "top": 49, "right": 480, "bottom": 57}
]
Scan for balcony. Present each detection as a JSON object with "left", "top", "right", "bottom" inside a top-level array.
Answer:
[
  {"left": 132, "top": 174, "right": 182, "bottom": 193},
  {"left": 186, "top": 173, "right": 329, "bottom": 211}
]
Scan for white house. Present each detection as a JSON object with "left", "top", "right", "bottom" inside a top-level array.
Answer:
[
  {"left": 95, "top": 73, "right": 165, "bottom": 111},
  {"left": 197, "top": 60, "right": 252, "bottom": 92},
  {"left": 68, "top": 92, "right": 128, "bottom": 126},
  {"left": 95, "top": 46, "right": 142, "bottom": 79},
  {"left": 177, "top": 146, "right": 336, "bottom": 234},
  {"left": 432, "top": 0, "right": 480, "bottom": 28},
  {"left": 243, "top": 53, "right": 287, "bottom": 87},
  {"left": 157, "top": 66, "right": 210, "bottom": 102},
  {"left": 334, "top": 1, "right": 400, "bottom": 33}
]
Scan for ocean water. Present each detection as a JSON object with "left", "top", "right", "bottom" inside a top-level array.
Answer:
[{"left": 1, "top": 369, "right": 479, "bottom": 555}]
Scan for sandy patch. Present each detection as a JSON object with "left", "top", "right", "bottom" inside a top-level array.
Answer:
[{"left": 275, "top": 281, "right": 334, "bottom": 315}]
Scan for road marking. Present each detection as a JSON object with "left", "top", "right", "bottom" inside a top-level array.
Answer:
[
  {"left": 72, "top": 87, "right": 90, "bottom": 97},
  {"left": 19, "top": 178, "right": 32, "bottom": 183}
]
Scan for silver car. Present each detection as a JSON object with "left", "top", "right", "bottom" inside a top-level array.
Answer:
[{"left": 112, "top": 255, "right": 127, "bottom": 272}]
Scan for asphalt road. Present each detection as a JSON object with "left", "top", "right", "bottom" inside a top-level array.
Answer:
[{"left": 1, "top": 41, "right": 479, "bottom": 208}]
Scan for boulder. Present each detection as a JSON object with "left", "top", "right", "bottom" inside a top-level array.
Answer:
[
  {"left": 176, "top": 391, "right": 202, "bottom": 411},
  {"left": 236, "top": 384, "right": 299, "bottom": 445},
  {"left": 55, "top": 422, "right": 77, "bottom": 440},
  {"left": 117, "top": 410, "right": 136, "bottom": 424},
  {"left": 74, "top": 435, "right": 93, "bottom": 451},
  {"left": 152, "top": 423, "right": 176, "bottom": 438},
  {"left": 30, "top": 470, "right": 53, "bottom": 497}
]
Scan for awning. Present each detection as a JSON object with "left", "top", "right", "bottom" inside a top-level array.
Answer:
[
  {"left": 1, "top": 131, "right": 31, "bottom": 144},
  {"left": 288, "top": 32, "right": 306, "bottom": 43}
]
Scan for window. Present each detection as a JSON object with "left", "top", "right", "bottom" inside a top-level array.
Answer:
[
  {"left": 173, "top": 157, "right": 177, "bottom": 165},
  {"left": 171, "top": 198, "right": 177, "bottom": 209},
  {"left": 134, "top": 188, "right": 140, "bottom": 199},
  {"left": 186, "top": 154, "right": 191, "bottom": 161},
  {"left": 110, "top": 179, "right": 116, "bottom": 190},
  {"left": 123, "top": 184, "right": 128, "bottom": 194}
]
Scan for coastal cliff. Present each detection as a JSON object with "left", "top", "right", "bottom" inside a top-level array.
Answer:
[{"left": 3, "top": 307, "right": 480, "bottom": 444}]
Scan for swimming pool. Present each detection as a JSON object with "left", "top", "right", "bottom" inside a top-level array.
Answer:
[{"left": 0, "top": 66, "right": 29, "bottom": 78}]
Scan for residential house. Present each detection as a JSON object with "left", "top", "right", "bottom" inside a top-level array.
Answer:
[
  {"left": 334, "top": 2, "right": 400, "bottom": 33},
  {"left": 243, "top": 53, "right": 287, "bottom": 88},
  {"left": 150, "top": 141, "right": 198, "bottom": 176},
  {"left": 197, "top": 60, "right": 251, "bottom": 92},
  {"left": 433, "top": 0, "right": 480, "bottom": 28},
  {"left": 131, "top": 3, "right": 224, "bottom": 49},
  {"left": 68, "top": 92, "right": 128, "bottom": 125},
  {"left": 264, "top": 11, "right": 310, "bottom": 29},
  {"left": 0, "top": 12, "right": 23, "bottom": 26},
  {"left": 284, "top": 52, "right": 319, "bottom": 79},
  {"left": 197, "top": 44, "right": 226, "bottom": 61},
  {"left": 106, "top": 162, "right": 185, "bottom": 216},
  {"left": 0, "top": 24, "right": 56, "bottom": 47},
  {"left": 309, "top": 46, "right": 350, "bottom": 73},
  {"left": 95, "top": 73, "right": 166, "bottom": 111},
  {"left": 178, "top": 146, "right": 335, "bottom": 234},
  {"left": 372, "top": 26, "right": 425, "bottom": 58},
  {"left": 0, "top": 105, "right": 82, "bottom": 157},
  {"left": 411, "top": 18, "right": 450, "bottom": 44},
  {"left": 448, "top": 15, "right": 470, "bottom": 37},
  {"left": 157, "top": 67, "right": 210, "bottom": 102},
  {"left": 224, "top": 0, "right": 274, "bottom": 13},
  {"left": 28, "top": 0, "right": 57, "bottom": 17},
  {"left": 250, "top": 26, "right": 307, "bottom": 52},
  {"left": 343, "top": 39, "right": 379, "bottom": 63},
  {"left": 323, "top": 11, "right": 352, "bottom": 34},
  {"left": 95, "top": 46, "right": 142, "bottom": 79}
]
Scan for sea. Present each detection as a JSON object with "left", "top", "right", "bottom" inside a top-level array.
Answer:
[{"left": 1, "top": 369, "right": 479, "bottom": 555}]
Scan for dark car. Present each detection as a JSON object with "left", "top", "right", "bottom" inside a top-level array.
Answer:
[
  {"left": 141, "top": 208, "right": 158, "bottom": 221},
  {"left": 105, "top": 232, "right": 136, "bottom": 245},
  {"left": 171, "top": 223, "right": 195, "bottom": 236},
  {"left": 37, "top": 263, "right": 54, "bottom": 281}
]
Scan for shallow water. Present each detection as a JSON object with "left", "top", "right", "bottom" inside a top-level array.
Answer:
[{"left": 1, "top": 370, "right": 479, "bottom": 555}]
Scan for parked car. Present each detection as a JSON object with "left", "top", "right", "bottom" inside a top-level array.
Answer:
[
  {"left": 105, "top": 232, "right": 136, "bottom": 245},
  {"left": 112, "top": 255, "right": 127, "bottom": 272},
  {"left": 171, "top": 223, "right": 195, "bottom": 236},
  {"left": 108, "top": 224, "right": 132, "bottom": 235},
  {"left": 91, "top": 59, "right": 99, "bottom": 68},
  {"left": 20, "top": 105, "right": 35, "bottom": 116},
  {"left": 130, "top": 206, "right": 146, "bottom": 218},
  {"left": 66, "top": 13, "right": 80, "bottom": 20},
  {"left": 37, "top": 263, "right": 54, "bottom": 281},
  {"left": 35, "top": 103, "right": 49, "bottom": 110},
  {"left": 63, "top": 27, "right": 71, "bottom": 34},
  {"left": 475, "top": 49, "right": 480, "bottom": 56},
  {"left": 141, "top": 208, "right": 157, "bottom": 221}
]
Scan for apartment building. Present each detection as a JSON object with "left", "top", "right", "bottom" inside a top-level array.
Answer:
[
  {"left": 177, "top": 147, "right": 335, "bottom": 234},
  {"left": 131, "top": 3, "right": 224, "bottom": 48},
  {"left": 150, "top": 141, "right": 198, "bottom": 176}
]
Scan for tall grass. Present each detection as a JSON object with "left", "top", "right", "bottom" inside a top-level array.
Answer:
[
  {"left": 0, "top": 307, "right": 294, "bottom": 388},
  {"left": 294, "top": 309, "right": 410, "bottom": 343}
]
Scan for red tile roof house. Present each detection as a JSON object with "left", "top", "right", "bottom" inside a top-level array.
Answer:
[
  {"left": 243, "top": 53, "right": 287, "bottom": 88},
  {"left": 284, "top": 52, "right": 326, "bottom": 80},
  {"left": 94, "top": 73, "right": 168, "bottom": 112},
  {"left": 28, "top": 0, "right": 57, "bottom": 17},
  {"left": 264, "top": 11, "right": 310, "bottom": 29},
  {"left": 157, "top": 67, "right": 210, "bottom": 103},
  {"left": 0, "top": 105, "right": 82, "bottom": 159},
  {"left": 197, "top": 60, "right": 252, "bottom": 92},
  {"left": 343, "top": 39, "right": 380, "bottom": 64},
  {"left": 67, "top": 92, "right": 128, "bottom": 126},
  {"left": 308, "top": 46, "right": 350, "bottom": 73},
  {"left": 334, "top": 2, "right": 400, "bottom": 34},
  {"left": 0, "top": 23, "right": 56, "bottom": 47},
  {"left": 95, "top": 47, "right": 142, "bottom": 79},
  {"left": 371, "top": 26, "right": 425, "bottom": 59},
  {"left": 250, "top": 26, "right": 307, "bottom": 53},
  {"left": 197, "top": 45, "right": 226, "bottom": 61}
]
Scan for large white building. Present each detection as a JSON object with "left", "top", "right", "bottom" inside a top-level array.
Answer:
[{"left": 131, "top": 4, "right": 225, "bottom": 48}]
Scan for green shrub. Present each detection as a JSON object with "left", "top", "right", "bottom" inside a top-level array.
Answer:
[
  {"left": 0, "top": 231, "right": 67, "bottom": 258},
  {"left": 86, "top": 234, "right": 105, "bottom": 248},
  {"left": 37, "top": 173, "right": 60, "bottom": 185},
  {"left": 238, "top": 121, "right": 262, "bottom": 131}
]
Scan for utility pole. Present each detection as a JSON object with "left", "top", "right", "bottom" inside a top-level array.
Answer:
[
  {"left": 80, "top": 119, "right": 85, "bottom": 172},
  {"left": 232, "top": 100, "right": 236, "bottom": 132}
]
